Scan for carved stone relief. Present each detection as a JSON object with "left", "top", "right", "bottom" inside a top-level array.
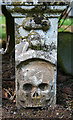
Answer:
[
  {"left": 15, "top": 30, "right": 57, "bottom": 65},
  {"left": 22, "top": 16, "right": 50, "bottom": 31},
  {"left": 16, "top": 60, "right": 56, "bottom": 108},
  {"left": 14, "top": 6, "right": 58, "bottom": 108}
]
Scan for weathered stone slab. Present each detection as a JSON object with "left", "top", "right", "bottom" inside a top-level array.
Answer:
[
  {"left": 5, "top": 4, "right": 67, "bottom": 108},
  {"left": 58, "top": 32, "right": 73, "bottom": 75},
  {"left": 15, "top": 11, "right": 57, "bottom": 108}
]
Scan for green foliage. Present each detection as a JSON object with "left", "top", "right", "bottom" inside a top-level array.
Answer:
[
  {"left": 59, "top": 18, "right": 72, "bottom": 25},
  {"left": 0, "top": 15, "right": 6, "bottom": 39},
  {"left": 58, "top": 18, "right": 73, "bottom": 32}
]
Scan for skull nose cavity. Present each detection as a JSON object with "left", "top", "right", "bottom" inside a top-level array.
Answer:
[{"left": 33, "top": 92, "right": 39, "bottom": 98}]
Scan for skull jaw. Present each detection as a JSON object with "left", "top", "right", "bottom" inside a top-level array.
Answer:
[
  {"left": 17, "top": 95, "right": 55, "bottom": 108},
  {"left": 17, "top": 89, "right": 56, "bottom": 108}
]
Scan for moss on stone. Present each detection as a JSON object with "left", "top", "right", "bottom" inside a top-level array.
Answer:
[
  {"left": 7, "top": 5, "right": 64, "bottom": 15},
  {"left": 22, "top": 17, "right": 50, "bottom": 31}
]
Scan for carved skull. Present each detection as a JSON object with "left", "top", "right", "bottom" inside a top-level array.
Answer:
[{"left": 16, "top": 60, "right": 56, "bottom": 108}]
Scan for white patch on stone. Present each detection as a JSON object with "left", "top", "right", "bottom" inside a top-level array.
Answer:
[
  {"left": 29, "top": 71, "right": 43, "bottom": 86},
  {"left": 15, "top": 18, "right": 24, "bottom": 25},
  {"left": 24, "top": 72, "right": 27, "bottom": 77},
  {"left": 19, "top": 27, "right": 29, "bottom": 38},
  {"left": 21, "top": 6, "right": 35, "bottom": 10},
  {"left": 22, "top": 42, "right": 29, "bottom": 52},
  {"left": 41, "top": 90, "right": 50, "bottom": 96}
]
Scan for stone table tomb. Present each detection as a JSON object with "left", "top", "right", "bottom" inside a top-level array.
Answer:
[{"left": 6, "top": 2, "right": 67, "bottom": 108}]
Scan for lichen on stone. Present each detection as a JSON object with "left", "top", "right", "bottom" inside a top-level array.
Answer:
[{"left": 22, "top": 16, "right": 50, "bottom": 31}]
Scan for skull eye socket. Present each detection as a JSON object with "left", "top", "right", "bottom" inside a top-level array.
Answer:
[
  {"left": 23, "top": 83, "right": 33, "bottom": 91},
  {"left": 38, "top": 83, "right": 48, "bottom": 91}
]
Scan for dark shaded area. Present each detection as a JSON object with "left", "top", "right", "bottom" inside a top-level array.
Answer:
[
  {"left": 2, "top": 5, "right": 15, "bottom": 53},
  {"left": 58, "top": 32, "right": 73, "bottom": 76}
]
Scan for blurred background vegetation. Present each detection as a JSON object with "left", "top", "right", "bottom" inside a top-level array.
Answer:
[
  {"left": 58, "top": 18, "right": 73, "bottom": 32},
  {"left": 0, "top": 14, "right": 6, "bottom": 39},
  {"left": 0, "top": 14, "right": 6, "bottom": 48}
]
